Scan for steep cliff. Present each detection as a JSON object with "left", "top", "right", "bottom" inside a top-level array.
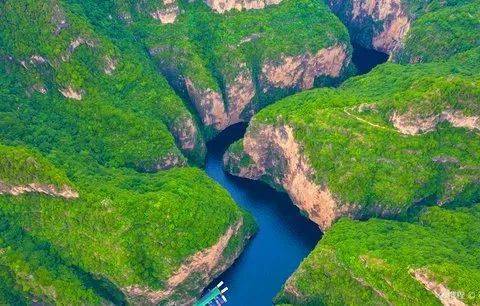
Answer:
[
  {"left": 327, "top": 0, "right": 479, "bottom": 61},
  {"left": 225, "top": 48, "right": 480, "bottom": 229},
  {"left": 142, "top": 0, "right": 352, "bottom": 138},
  {"left": 328, "top": 0, "right": 411, "bottom": 54},
  {"left": 225, "top": 124, "right": 360, "bottom": 230}
]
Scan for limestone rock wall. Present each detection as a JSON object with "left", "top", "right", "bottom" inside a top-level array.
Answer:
[
  {"left": 328, "top": 0, "right": 411, "bottom": 53},
  {"left": 204, "top": 0, "right": 283, "bottom": 13}
]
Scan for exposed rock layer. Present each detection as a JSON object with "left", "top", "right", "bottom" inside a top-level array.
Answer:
[
  {"left": 150, "top": 0, "right": 180, "bottom": 24},
  {"left": 411, "top": 269, "right": 467, "bottom": 306},
  {"left": 328, "top": 0, "right": 411, "bottom": 53},
  {"left": 204, "top": 0, "right": 283, "bottom": 13},
  {"left": 0, "top": 181, "right": 79, "bottom": 199},
  {"left": 391, "top": 110, "right": 480, "bottom": 135},
  {"left": 124, "top": 218, "right": 248, "bottom": 304},
  {"left": 260, "top": 45, "right": 348, "bottom": 91}
]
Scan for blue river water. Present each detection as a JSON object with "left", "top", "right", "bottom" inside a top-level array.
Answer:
[
  {"left": 202, "top": 45, "right": 388, "bottom": 305},
  {"left": 204, "top": 123, "right": 322, "bottom": 306}
]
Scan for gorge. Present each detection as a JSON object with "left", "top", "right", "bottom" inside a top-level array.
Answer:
[
  {"left": 197, "top": 41, "right": 389, "bottom": 305},
  {"left": 0, "top": 0, "right": 479, "bottom": 305}
]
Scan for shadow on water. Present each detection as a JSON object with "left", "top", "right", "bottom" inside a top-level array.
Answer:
[
  {"left": 204, "top": 123, "right": 322, "bottom": 306},
  {"left": 351, "top": 43, "right": 389, "bottom": 75}
]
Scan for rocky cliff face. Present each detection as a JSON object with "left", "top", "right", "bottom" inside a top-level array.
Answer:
[
  {"left": 328, "top": 0, "right": 411, "bottom": 54},
  {"left": 183, "top": 64, "right": 257, "bottom": 134},
  {"left": 151, "top": 0, "right": 180, "bottom": 24},
  {"left": 124, "top": 218, "right": 252, "bottom": 305},
  {"left": 225, "top": 124, "right": 360, "bottom": 230},
  {"left": 134, "top": 0, "right": 180, "bottom": 24},
  {"left": 171, "top": 116, "right": 207, "bottom": 164},
  {"left": 204, "top": 0, "right": 283, "bottom": 13},
  {"left": 0, "top": 181, "right": 79, "bottom": 199},
  {"left": 168, "top": 45, "right": 350, "bottom": 137},
  {"left": 260, "top": 45, "right": 349, "bottom": 92},
  {"left": 391, "top": 109, "right": 480, "bottom": 135}
]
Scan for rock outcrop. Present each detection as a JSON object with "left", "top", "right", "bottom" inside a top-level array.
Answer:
[
  {"left": 171, "top": 117, "right": 203, "bottom": 152},
  {"left": 59, "top": 86, "right": 84, "bottom": 100},
  {"left": 185, "top": 78, "right": 229, "bottom": 131},
  {"left": 0, "top": 181, "right": 79, "bottom": 199},
  {"left": 224, "top": 124, "right": 358, "bottom": 230},
  {"left": 260, "top": 45, "right": 349, "bottom": 92},
  {"left": 150, "top": 153, "right": 187, "bottom": 172},
  {"left": 124, "top": 218, "right": 250, "bottom": 304},
  {"left": 328, "top": 0, "right": 411, "bottom": 54},
  {"left": 391, "top": 110, "right": 480, "bottom": 135},
  {"left": 165, "top": 45, "right": 349, "bottom": 136},
  {"left": 411, "top": 269, "right": 467, "bottom": 306},
  {"left": 204, "top": 0, "right": 283, "bottom": 13},
  {"left": 225, "top": 64, "right": 257, "bottom": 125},
  {"left": 150, "top": 0, "right": 180, "bottom": 24}
]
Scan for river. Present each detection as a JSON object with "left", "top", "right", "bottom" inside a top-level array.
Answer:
[
  {"left": 204, "top": 123, "right": 321, "bottom": 306},
  {"left": 202, "top": 45, "right": 387, "bottom": 305}
]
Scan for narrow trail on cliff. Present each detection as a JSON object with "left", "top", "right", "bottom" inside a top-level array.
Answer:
[
  {"left": 343, "top": 107, "right": 398, "bottom": 132},
  {"left": 203, "top": 123, "right": 321, "bottom": 306}
]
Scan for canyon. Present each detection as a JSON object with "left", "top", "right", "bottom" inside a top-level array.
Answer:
[{"left": 0, "top": 0, "right": 479, "bottom": 305}]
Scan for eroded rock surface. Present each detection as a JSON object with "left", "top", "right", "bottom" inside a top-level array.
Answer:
[
  {"left": 59, "top": 86, "right": 84, "bottom": 100},
  {"left": 260, "top": 44, "right": 349, "bottom": 91},
  {"left": 171, "top": 117, "right": 202, "bottom": 151},
  {"left": 204, "top": 0, "right": 283, "bottom": 13},
  {"left": 0, "top": 181, "right": 79, "bottom": 199},
  {"left": 185, "top": 78, "right": 229, "bottom": 131},
  {"left": 329, "top": 0, "right": 411, "bottom": 53},
  {"left": 124, "top": 218, "right": 248, "bottom": 304},
  {"left": 412, "top": 269, "right": 467, "bottom": 306},
  {"left": 150, "top": 0, "right": 180, "bottom": 24},
  {"left": 225, "top": 64, "right": 257, "bottom": 124},
  {"left": 391, "top": 110, "right": 480, "bottom": 135},
  {"left": 150, "top": 153, "right": 187, "bottom": 172}
]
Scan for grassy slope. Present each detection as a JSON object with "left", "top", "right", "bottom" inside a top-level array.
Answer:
[
  {"left": 275, "top": 204, "right": 480, "bottom": 305},
  {"left": 0, "top": 0, "right": 255, "bottom": 303}
]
